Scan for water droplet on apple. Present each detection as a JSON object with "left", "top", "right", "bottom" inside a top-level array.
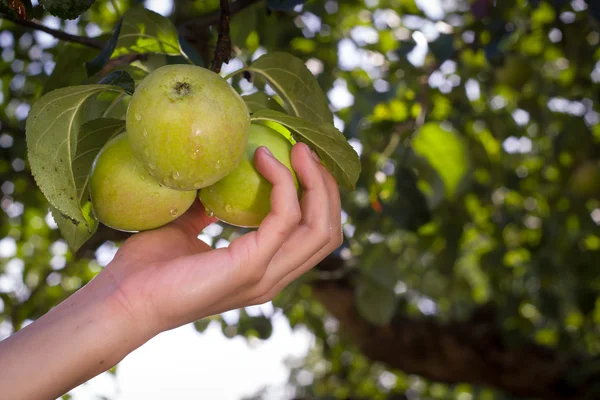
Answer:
[
  {"left": 194, "top": 129, "right": 202, "bottom": 137},
  {"left": 215, "top": 160, "right": 221, "bottom": 169},
  {"left": 135, "top": 113, "right": 141, "bottom": 121},
  {"left": 172, "top": 171, "right": 182, "bottom": 180},
  {"left": 170, "top": 208, "right": 178, "bottom": 216},
  {"left": 225, "top": 204, "right": 233, "bottom": 213},
  {"left": 190, "top": 149, "right": 200, "bottom": 160},
  {"left": 143, "top": 130, "right": 148, "bottom": 138},
  {"left": 152, "top": 193, "right": 159, "bottom": 198}
]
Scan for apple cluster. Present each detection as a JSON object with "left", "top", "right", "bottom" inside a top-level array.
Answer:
[{"left": 89, "top": 64, "right": 298, "bottom": 232}]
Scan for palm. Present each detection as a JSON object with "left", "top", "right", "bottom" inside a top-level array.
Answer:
[
  {"left": 100, "top": 145, "right": 342, "bottom": 334},
  {"left": 114, "top": 201, "right": 215, "bottom": 265}
]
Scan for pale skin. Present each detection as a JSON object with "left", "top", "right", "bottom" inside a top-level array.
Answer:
[{"left": 0, "top": 143, "right": 342, "bottom": 400}]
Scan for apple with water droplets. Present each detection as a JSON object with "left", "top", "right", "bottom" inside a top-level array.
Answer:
[
  {"left": 199, "top": 123, "right": 300, "bottom": 228},
  {"left": 89, "top": 133, "right": 197, "bottom": 232},
  {"left": 126, "top": 64, "right": 251, "bottom": 190}
]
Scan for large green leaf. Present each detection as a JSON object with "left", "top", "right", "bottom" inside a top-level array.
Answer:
[
  {"left": 412, "top": 122, "right": 469, "bottom": 199},
  {"left": 25, "top": 85, "right": 124, "bottom": 228},
  {"left": 111, "top": 8, "right": 184, "bottom": 59},
  {"left": 51, "top": 202, "right": 98, "bottom": 253},
  {"left": 242, "top": 92, "right": 285, "bottom": 114},
  {"left": 251, "top": 110, "right": 360, "bottom": 189},
  {"left": 247, "top": 52, "right": 333, "bottom": 125}
]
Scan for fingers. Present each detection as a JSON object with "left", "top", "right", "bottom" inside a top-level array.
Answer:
[
  {"left": 170, "top": 198, "right": 218, "bottom": 236},
  {"left": 226, "top": 146, "right": 301, "bottom": 278},
  {"left": 248, "top": 157, "right": 343, "bottom": 304},
  {"left": 260, "top": 143, "right": 332, "bottom": 273}
]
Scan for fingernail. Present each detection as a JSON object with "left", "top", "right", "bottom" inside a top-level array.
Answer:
[
  {"left": 261, "top": 146, "right": 274, "bottom": 158},
  {"left": 304, "top": 144, "right": 320, "bottom": 162}
]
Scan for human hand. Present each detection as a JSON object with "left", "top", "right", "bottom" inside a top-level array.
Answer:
[{"left": 102, "top": 142, "right": 342, "bottom": 336}]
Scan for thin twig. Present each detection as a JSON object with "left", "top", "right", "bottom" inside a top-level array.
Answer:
[
  {"left": 0, "top": 13, "right": 105, "bottom": 49},
  {"left": 211, "top": 0, "right": 232, "bottom": 73}
]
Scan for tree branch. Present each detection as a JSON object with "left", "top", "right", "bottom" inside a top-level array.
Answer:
[
  {"left": 310, "top": 262, "right": 599, "bottom": 400},
  {"left": 0, "top": 13, "right": 104, "bottom": 49},
  {"left": 179, "top": 0, "right": 263, "bottom": 31},
  {"left": 210, "top": 0, "right": 232, "bottom": 73}
]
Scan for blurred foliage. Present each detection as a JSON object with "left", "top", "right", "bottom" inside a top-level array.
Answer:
[{"left": 1, "top": 0, "right": 600, "bottom": 399}]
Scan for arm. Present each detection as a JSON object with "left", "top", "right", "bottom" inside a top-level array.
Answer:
[
  {"left": 0, "top": 143, "right": 342, "bottom": 399},
  {"left": 0, "top": 273, "right": 150, "bottom": 400}
]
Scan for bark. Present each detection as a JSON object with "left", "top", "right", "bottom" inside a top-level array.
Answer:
[{"left": 311, "top": 268, "right": 599, "bottom": 400}]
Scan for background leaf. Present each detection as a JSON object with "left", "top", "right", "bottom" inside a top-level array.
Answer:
[
  {"left": 412, "top": 123, "right": 469, "bottom": 199},
  {"left": 111, "top": 8, "right": 183, "bottom": 59},
  {"left": 248, "top": 52, "right": 333, "bottom": 124},
  {"left": 267, "top": 0, "right": 307, "bottom": 11},
  {"left": 251, "top": 110, "right": 360, "bottom": 189},
  {"left": 25, "top": 85, "right": 123, "bottom": 227},
  {"left": 355, "top": 278, "right": 397, "bottom": 326},
  {"left": 44, "top": 44, "right": 99, "bottom": 94}
]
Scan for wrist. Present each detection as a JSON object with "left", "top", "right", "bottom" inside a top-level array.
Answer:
[{"left": 95, "top": 265, "right": 159, "bottom": 342}]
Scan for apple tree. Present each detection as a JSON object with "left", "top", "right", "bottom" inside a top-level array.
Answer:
[{"left": 1, "top": 0, "right": 600, "bottom": 399}]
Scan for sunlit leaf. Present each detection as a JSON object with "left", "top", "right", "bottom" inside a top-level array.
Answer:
[
  {"left": 251, "top": 110, "right": 360, "bottom": 189},
  {"left": 111, "top": 8, "right": 183, "bottom": 59},
  {"left": 247, "top": 52, "right": 333, "bottom": 125},
  {"left": 412, "top": 122, "right": 469, "bottom": 199}
]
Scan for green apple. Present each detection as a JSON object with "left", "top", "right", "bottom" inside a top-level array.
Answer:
[
  {"left": 89, "top": 133, "right": 197, "bottom": 232},
  {"left": 199, "top": 123, "right": 300, "bottom": 228},
  {"left": 126, "top": 64, "right": 250, "bottom": 190}
]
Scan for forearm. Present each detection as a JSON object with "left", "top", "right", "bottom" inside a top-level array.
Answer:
[{"left": 0, "top": 270, "right": 152, "bottom": 400}]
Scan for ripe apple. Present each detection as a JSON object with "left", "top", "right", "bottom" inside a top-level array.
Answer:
[
  {"left": 199, "top": 123, "right": 300, "bottom": 228},
  {"left": 126, "top": 64, "right": 250, "bottom": 190},
  {"left": 89, "top": 133, "right": 197, "bottom": 232}
]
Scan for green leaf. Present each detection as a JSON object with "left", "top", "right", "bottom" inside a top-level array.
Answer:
[
  {"left": 25, "top": 85, "right": 124, "bottom": 228},
  {"left": 242, "top": 92, "right": 285, "bottom": 114},
  {"left": 251, "top": 110, "right": 360, "bottom": 189},
  {"left": 98, "top": 70, "right": 135, "bottom": 94},
  {"left": 111, "top": 8, "right": 183, "bottom": 59},
  {"left": 44, "top": 44, "right": 99, "bottom": 95},
  {"left": 247, "top": 52, "right": 333, "bottom": 125},
  {"left": 50, "top": 202, "right": 98, "bottom": 253},
  {"left": 355, "top": 278, "right": 397, "bottom": 326},
  {"left": 412, "top": 122, "right": 469, "bottom": 199}
]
